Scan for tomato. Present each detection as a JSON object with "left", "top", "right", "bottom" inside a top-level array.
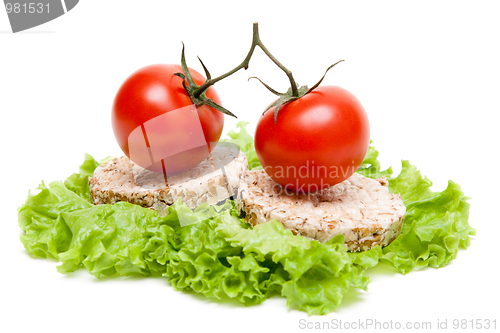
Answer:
[
  {"left": 254, "top": 86, "right": 370, "bottom": 193},
  {"left": 112, "top": 64, "right": 224, "bottom": 174}
]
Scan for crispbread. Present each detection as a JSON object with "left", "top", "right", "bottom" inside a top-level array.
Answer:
[
  {"left": 89, "top": 146, "right": 248, "bottom": 215},
  {"left": 236, "top": 169, "right": 405, "bottom": 251}
]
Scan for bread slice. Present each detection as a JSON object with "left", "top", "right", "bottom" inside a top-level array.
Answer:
[
  {"left": 89, "top": 145, "right": 248, "bottom": 215},
  {"left": 236, "top": 169, "right": 405, "bottom": 251}
]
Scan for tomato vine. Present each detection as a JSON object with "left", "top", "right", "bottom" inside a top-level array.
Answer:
[{"left": 177, "top": 22, "right": 343, "bottom": 121}]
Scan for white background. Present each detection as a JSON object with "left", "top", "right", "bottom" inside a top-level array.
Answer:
[{"left": 1, "top": 1, "right": 499, "bottom": 332}]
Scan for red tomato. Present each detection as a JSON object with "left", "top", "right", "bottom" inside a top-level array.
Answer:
[
  {"left": 112, "top": 64, "right": 224, "bottom": 174},
  {"left": 254, "top": 86, "right": 370, "bottom": 193}
]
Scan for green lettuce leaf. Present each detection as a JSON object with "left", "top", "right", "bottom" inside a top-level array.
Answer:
[
  {"left": 18, "top": 155, "right": 368, "bottom": 314},
  {"left": 350, "top": 160, "right": 474, "bottom": 275},
  {"left": 17, "top": 123, "right": 475, "bottom": 315},
  {"left": 356, "top": 143, "right": 393, "bottom": 179},
  {"left": 163, "top": 209, "right": 370, "bottom": 314},
  {"left": 63, "top": 153, "right": 100, "bottom": 202},
  {"left": 381, "top": 161, "right": 475, "bottom": 273},
  {"left": 217, "top": 217, "right": 369, "bottom": 314},
  {"left": 57, "top": 202, "right": 180, "bottom": 277},
  {"left": 18, "top": 181, "right": 92, "bottom": 259},
  {"left": 217, "top": 126, "right": 474, "bottom": 276},
  {"left": 222, "top": 121, "right": 262, "bottom": 170}
]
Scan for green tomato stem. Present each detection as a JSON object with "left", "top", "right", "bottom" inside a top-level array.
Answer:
[{"left": 192, "top": 23, "right": 299, "bottom": 98}]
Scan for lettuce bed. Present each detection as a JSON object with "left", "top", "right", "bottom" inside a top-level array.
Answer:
[{"left": 17, "top": 122, "right": 475, "bottom": 315}]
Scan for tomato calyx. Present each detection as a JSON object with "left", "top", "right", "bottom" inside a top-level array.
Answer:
[
  {"left": 174, "top": 44, "right": 237, "bottom": 118},
  {"left": 250, "top": 60, "right": 344, "bottom": 122}
]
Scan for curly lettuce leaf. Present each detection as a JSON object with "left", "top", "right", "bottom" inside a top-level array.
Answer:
[
  {"left": 356, "top": 143, "right": 393, "bottom": 179},
  {"left": 381, "top": 161, "right": 475, "bottom": 273},
  {"left": 163, "top": 210, "right": 370, "bottom": 314},
  {"left": 18, "top": 155, "right": 368, "bottom": 315},
  {"left": 17, "top": 123, "right": 475, "bottom": 314},
  {"left": 18, "top": 181, "right": 92, "bottom": 259},
  {"left": 350, "top": 160, "right": 474, "bottom": 274},
  {"left": 217, "top": 217, "right": 369, "bottom": 315},
  {"left": 57, "top": 202, "right": 180, "bottom": 277},
  {"left": 63, "top": 153, "right": 100, "bottom": 202},
  {"left": 164, "top": 212, "right": 270, "bottom": 305},
  {"left": 18, "top": 154, "right": 102, "bottom": 259},
  {"left": 222, "top": 125, "right": 477, "bottom": 276},
  {"left": 222, "top": 121, "right": 262, "bottom": 170}
]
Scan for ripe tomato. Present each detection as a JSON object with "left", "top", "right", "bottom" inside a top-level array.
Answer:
[
  {"left": 112, "top": 64, "right": 224, "bottom": 174},
  {"left": 254, "top": 86, "right": 370, "bottom": 193}
]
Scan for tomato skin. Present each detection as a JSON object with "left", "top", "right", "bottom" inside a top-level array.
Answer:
[
  {"left": 112, "top": 64, "right": 224, "bottom": 174},
  {"left": 254, "top": 86, "right": 370, "bottom": 192}
]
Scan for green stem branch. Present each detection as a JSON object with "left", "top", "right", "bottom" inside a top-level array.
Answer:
[{"left": 193, "top": 22, "right": 299, "bottom": 98}]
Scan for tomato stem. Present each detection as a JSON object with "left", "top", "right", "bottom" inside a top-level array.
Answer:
[{"left": 193, "top": 23, "right": 299, "bottom": 98}]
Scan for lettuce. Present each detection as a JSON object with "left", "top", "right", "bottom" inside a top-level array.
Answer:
[
  {"left": 225, "top": 121, "right": 475, "bottom": 274},
  {"left": 17, "top": 155, "right": 368, "bottom": 314},
  {"left": 17, "top": 121, "right": 474, "bottom": 315},
  {"left": 217, "top": 217, "right": 370, "bottom": 314},
  {"left": 356, "top": 141, "right": 393, "bottom": 179},
  {"left": 381, "top": 161, "right": 475, "bottom": 273},
  {"left": 222, "top": 121, "right": 262, "bottom": 170},
  {"left": 18, "top": 180, "right": 92, "bottom": 259}
]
